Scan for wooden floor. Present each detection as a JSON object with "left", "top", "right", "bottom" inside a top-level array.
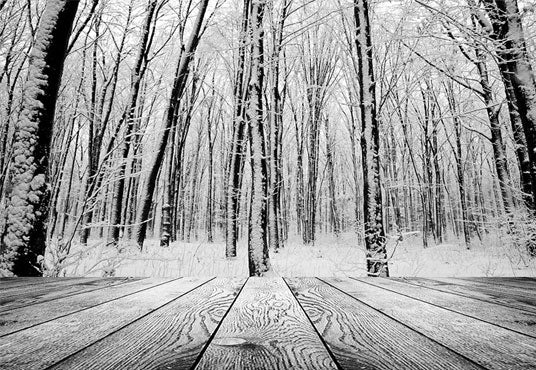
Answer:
[{"left": 1, "top": 277, "right": 535, "bottom": 369}]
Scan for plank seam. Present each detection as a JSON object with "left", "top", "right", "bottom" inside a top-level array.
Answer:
[
  {"left": 42, "top": 277, "right": 215, "bottom": 370},
  {"left": 454, "top": 277, "right": 536, "bottom": 289},
  {"left": 351, "top": 277, "right": 536, "bottom": 339},
  {"left": 0, "top": 277, "right": 107, "bottom": 296},
  {"left": 0, "top": 277, "right": 179, "bottom": 338},
  {"left": 0, "top": 278, "right": 87, "bottom": 291},
  {"left": 283, "top": 277, "right": 344, "bottom": 370},
  {"left": 395, "top": 277, "right": 536, "bottom": 315},
  {"left": 0, "top": 277, "right": 143, "bottom": 314},
  {"left": 189, "top": 277, "right": 249, "bottom": 370},
  {"left": 318, "top": 277, "right": 489, "bottom": 370}
]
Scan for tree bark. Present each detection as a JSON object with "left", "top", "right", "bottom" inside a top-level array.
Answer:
[
  {"left": 354, "top": 0, "right": 389, "bottom": 276},
  {"left": 1, "top": 0, "right": 79, "bottom": 276},
  {"left": 484, "top": 0, "right": 536, "bottom": 211},
  {"left": 134, "top": 0, "right": 209, "bottom": 249},
  {"left": 247, "top": 0, "right": 271, "bottom": 276},
  {"left": 108, "top": 0, "right": 158, "bottom": 245},
  {"left": 225, "top": 0, "right": 250, "bottom": 258}
]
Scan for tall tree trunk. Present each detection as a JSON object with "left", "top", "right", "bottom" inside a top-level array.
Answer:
[
  {"left": 474, "top": 48, "right": 514, "bottom": 212},
  {"left": 325, "top": 116, "right": 340, "bottom": 235},
  {"left": 354, "top": 0, "right": 389, "bottom": 277},
  {"left": 502, "top": 72, "right": 534, "bottom": 209},
  {"left": 135, "top": 0, "right": 209, "bottom": 249},
  {"left": 247, "top": 0, "right": 271, "bottom": 276},
  {"left": 226, "top": 0, "right": 250, "bottom": 257},
  {"left": 1, "top": 0, "right": 79, "bottom": 276},
  {"left": 267, "top": 0, "right": 288, "bottom": 252},
  {"left": 445, "top": 81, "right": 471, "bottom": 248},
  {"left": 108, "top": 0, "right": 158, "bottom": 245},
  {"left": 484, "top": 0, "right": 536, "bottom": 211}
]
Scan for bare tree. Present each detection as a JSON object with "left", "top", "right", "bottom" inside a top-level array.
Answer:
[
  {"left": 247, "top": 0, "right": 271, "bottom": 276},
  {"left": 0, "top": 0, "right": 79, "bottom": 276},
  {"left": 135, "top": 0, "right": 210, "bottom": 249},
  {"left": 354, "top": 0, "right": 389, "bottom": 276}
]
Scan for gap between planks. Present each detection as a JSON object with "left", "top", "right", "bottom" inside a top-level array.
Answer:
[
  {"left": 0, "top": 277, "right": 143, "bottom": 313},
  {"left": 0, "top": 277, "right": 213, "bottom": 370},
  {"left": 0, "top": 277, "right": 179, "bottom": 337},
  {"left": 351, "top": 277, "right": 536, "bottom": 338},
  {"left": 321, "top": 277, "right": 536, "bottom": 370}
]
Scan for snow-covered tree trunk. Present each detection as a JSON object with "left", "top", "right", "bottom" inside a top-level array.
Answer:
[
  {"left": 108, "top": 0, "right": 158, "bottom": 245},
  {"left": 325, "top": 117, "right": 340, "bottom": 236},
  {"left": 134, "top": 0, "right": 209, "bottom": 249},
  {"left": 247, "top": 0, "right": 271, "bottom": 276},
  {"left": 226, "top": 0, "right": 250, "bottom": 258},
  {"left": 502, "top": 71, "right": 534, "bottom": 209},
  {"left": 267, "top": 0, "right": 288, "bottom": 252},
  {"left": 484, "top": 0, "right": 536, "bottom": 212},
  {"left": 0, "top": 0, "right": 79, "bottom": 276},
  {"left": 354, "top": 0, "right": 389, "bottom": 277},
  {"left": 474, "top": 48, "right": 514, "bottom": 212},
  {"left": 445, "top": 81, "right": 471, "bottom": 248}
]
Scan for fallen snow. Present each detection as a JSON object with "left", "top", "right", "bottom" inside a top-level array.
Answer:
[{"left": 46, "top": 231, "right": 536, "bottom": 277}]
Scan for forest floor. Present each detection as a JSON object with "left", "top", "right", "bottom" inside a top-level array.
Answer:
[{"left": 53, "top": 231, "right": 536, "bottom": 277}]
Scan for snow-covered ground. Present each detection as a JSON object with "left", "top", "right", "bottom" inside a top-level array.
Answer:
[{"left": 50, "top": 232, "right": 536, "bottom": 277}]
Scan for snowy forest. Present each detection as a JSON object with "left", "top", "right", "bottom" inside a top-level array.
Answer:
[{"left": 0, "top": 0, "right": 536, "bottom": 277}]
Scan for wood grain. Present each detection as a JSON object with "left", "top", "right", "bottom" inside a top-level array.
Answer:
[
  {"left": 356, "top": 277, "right": 536, "bottom": 337},
  {"left": 454, "top": 277, "right": 536, "bottom": 290},
  {"left": 49, "top": 278, "right": 246, "bottom": 370},
  {"left": 195, "top": 277, "right": 338, "bottom": 370},
  {"left": 399, "top": 277, "right": 536, "bottom": 313},
  {"left": 324, "top": 277, "right": 536, "bottom": 370},
  {"left": 436, "top": 277, "right": 536, "bottom": 298},
  {"left": 285, "top": 278, "right": 483, "bottom": 370},
  {"left": 0, "top": 277, "right": 211, "bottom": 370},
  {"left": 0, "top": 278, "right": 173, "bottom": 337},
  {"left": 0, "top": 278, "right": 86, "bottom": 291},
  {"left": 0, "top": 277, "right": 138, "bottom": 312}
]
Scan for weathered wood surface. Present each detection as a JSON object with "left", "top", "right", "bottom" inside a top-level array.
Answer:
[
  {"left": 0, "top": 276, "right": 535, "bottom": 370},
  {"left": 195, "top": 278, "right": 338, "bottom": 370},
  {"left": 397, "top": 277, "right": 536, "bottom": 313},
  {"left": 50, "top": 278, "right": 246, "bottom": 370},
  {"left": 324, "top": 277, "right": 536, "bottom": 369},
  {"left": 0, "top": 277, "right": 87, "bottom": 291},
  {"left": 357, "top": 277, "right": 536, "bottom": 337},
  {"left": 0, "top": 278, "right": 174, "bottom": 336},
  {"left": 0, "top": 277, "right": 139, "bottom": 312},
  {"left": 0, "top": 277, "right": 211, "bottom": 369},
  {"left": 285, "top": 278, "right": 482, "bottom": 370}
]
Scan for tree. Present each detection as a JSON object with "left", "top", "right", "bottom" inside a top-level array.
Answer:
[
  {"left": 354, "top": 0, "right": 389, "bottom": 277},
  {"left": 108, "top": 0, "right": 159, "bottom": 245},
  {"left": 0, "top": 0, "right": 79, "bottom": 276},
  {"left": 483, "top": 0, "right": 536, "bottom": 211},
  {"left": 247, "top": 0, "right": 271, "bottom": 276},
  {"left": 135, "top": 0, "right": 210, "bottom": 249},
  {"left": 225, "top": 0, "right": 250, "bottom": 258}
]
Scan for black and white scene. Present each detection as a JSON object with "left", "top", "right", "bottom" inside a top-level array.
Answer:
[{"left": 0, "top": 0, "right": 535, "bottom": 368}]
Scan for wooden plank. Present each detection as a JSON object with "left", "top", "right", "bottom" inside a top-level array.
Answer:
[
  {"left": 49, "top": 278, "right": 247, "bottom": 370},
  {"left": 0, "top": 278, "right": 175, "bottom": 337},
  {"left": 356, "top": 277, "right": 536, "bottom": 338},
  {"left": 0, "top": 277, "right": 212, "bottom": 370},
  {"left": 285, "top": 278, "right": 482, "bottom": 370},
  {"left": 0, "top": 277, "right": 139, "bottom": 312},
  {"left": 0, "top": 278, "right": 86, "bottom": 291},
  {"left": 194, "top": 277, "right": 338, "bottom": 370},
  {"left": 399, "top": 277, "right": 536, "bottom": 313},
  {"left": 436, "top": 277, "right": 536, "bottom": 299},
  {"left": 0, "top": 277, "right": 102, "bottom": 294},
  {"left": 455, "top": 277, "right": 536, "bottom": 290},
  {"left": 323, "top": 277, "right": 536, "bottom": 370}
]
